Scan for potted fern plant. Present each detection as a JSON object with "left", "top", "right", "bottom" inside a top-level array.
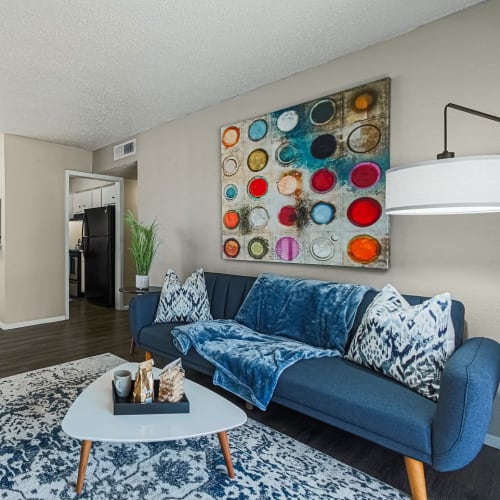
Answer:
[{"left": 125, "top": 210, "right": 159, "bottom": 289}]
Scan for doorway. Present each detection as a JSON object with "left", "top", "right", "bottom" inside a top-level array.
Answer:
[{"left": 64, "top": 171, "right": 125, "bottom": 319}]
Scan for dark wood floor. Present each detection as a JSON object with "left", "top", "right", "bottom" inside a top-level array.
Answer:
[{"left": 1, "top": 300, "right": 498, "bottom": 500}]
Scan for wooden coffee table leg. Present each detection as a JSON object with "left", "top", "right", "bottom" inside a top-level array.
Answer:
[
  {"left": 76, "top": 439, "right": 93, "bottom": 494},
  {"left": 217, "top": 431, "right": 235, "bottom": 478}
]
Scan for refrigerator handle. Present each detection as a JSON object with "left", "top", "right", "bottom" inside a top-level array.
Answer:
[{"left": 82, "top": 213, "right": 89, "bottom": 257}]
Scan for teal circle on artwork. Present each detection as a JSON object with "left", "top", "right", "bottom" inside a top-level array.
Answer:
[
  {"left": 224, "top": 184, "right": 238, "bottom": 200},
  {"left": 276, "top": 143, "right": 297, "bottom": 165},
  {"left": 248, "top": 119, "right": 268, "bottom": 141}
]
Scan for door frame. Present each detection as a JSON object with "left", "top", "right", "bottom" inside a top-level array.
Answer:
[{"left": 65, "top": 170, "right": 125, "bottom": 318}]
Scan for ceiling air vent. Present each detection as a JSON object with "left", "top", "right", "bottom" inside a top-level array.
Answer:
[{"left": 113, "top": 139, "right": 136, "bottom": 161}]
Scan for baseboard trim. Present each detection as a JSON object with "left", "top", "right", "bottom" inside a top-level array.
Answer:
[
  {"left": 485, "top": 433, "right": 500, "bottom": 449},
  {"left": 0, "top": 315, "right": 66, "bottom": 330}
]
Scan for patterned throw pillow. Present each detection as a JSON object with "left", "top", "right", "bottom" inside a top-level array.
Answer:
[
  {"left": 154, "top": 268, "right": 212, "bottom": 323},
  {"left": 345, "top": 284, "right": 455, "bottom": 401}
]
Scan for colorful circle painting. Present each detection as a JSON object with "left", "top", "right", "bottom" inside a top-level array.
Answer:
[
  {"left": 277, "top": 110, "right": 299, "bottom": 132},
  {"left": 349, "top": 162, "right": 381, "bottom": 189},
  {"left": 352, "top": 91, "right": 376, "bottom": 112},
  {"left": 310, "top": 99, "right": 336, "bottom": 125},
  {"left": 311, "top": 202, "right": 335, "bottom": 225},
  {"left": 247, "top": 149, "right": 269, "bottom": 172},
  {"left": 347, "top": 235, "right": 381, "bottom": 264},
  {"left": 222, "top": 157, "right": 239, "bottom": 176},
  {"left": 310, "top": 237, "right": 335, "bottom": 261},
  {"left": 347, "top": 124, "right": 381, "bottom": 153},
  {"left": 276, "top": 143, "right": 297, "bottom": 165},
  {"left": 223, "top": 210, "right": 240, "bottom": 230},
  {"left": 311, "top": 168, "right": 336, "bottom": 193},
  {"left": 248, "top": 119, "right": 268, "bottom": 141},
  {"left": 278, "top": 205, "right": 298, "bottom": 226},
  {"left": 275, "top": 236, "right": 300, "bottom": 261},
  {"left": 248, "top": 237, "right": 269, "bottom": 259},
  {"left": 310, "top": 134, "right": 337, "bottom": 159},
  {"left": 223, "top": 238, "right": 240, "bottom": 258},
  {"left": 347, "top": 197, "right": 382, "bottom": 227},
  {"left": 224, "top": 184, "right": 238, "bottom": 201},
  {"left": 220, "top": 78, "right": 390, "bottom": 269},
  {"left": 247, "top": 176, "right": 268, "bottom": 199},
  {"left": 221, "top": 126, "right": 240, "bottom": 148}
]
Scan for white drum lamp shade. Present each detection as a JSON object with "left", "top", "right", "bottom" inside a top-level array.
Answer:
[{"left": 385, "top": 156, "right": 500, "bottom": 215}]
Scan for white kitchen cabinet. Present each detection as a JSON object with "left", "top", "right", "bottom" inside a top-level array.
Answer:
[
  {"left": 91, "top": 188, "right": 102, "bottom": 208},
  {"left": 72, "top": 192, "right": 83, "bottom": 214},
  {"left": 101, "top": 184, "right": 118, "bottom": 205},
  {"left": 80, "top": 190, "right": 92, "bottom": 211}
]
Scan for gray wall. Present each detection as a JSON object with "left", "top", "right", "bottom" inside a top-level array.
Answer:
[
  {"left": 0, "top": 135, "right": 92, "bottom": 327},
  {"left": 95, "top": 1, "right": 500, "bottom": 345}
]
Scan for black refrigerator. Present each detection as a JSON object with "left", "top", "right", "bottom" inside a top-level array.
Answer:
[{"left": 82, "top": 205, "right": 115, "bottom": 307}]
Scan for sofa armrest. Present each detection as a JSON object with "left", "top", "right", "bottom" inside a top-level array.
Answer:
[
  {"left": 432, "top": 337, "right": 500, "bottom": 471},
  {"left": 128, "top": 292, "right": 161, "bottom": 343}
]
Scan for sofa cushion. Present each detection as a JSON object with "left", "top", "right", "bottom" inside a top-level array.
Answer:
[
  {"left": 154, "top": 268, "right": 212, "bottom": 323},
  {"left": 235, "top": 273, "right": 370, "bottom": 352},
  {"left": 204, "top": 272, "right": 256, "bottom": 319},
  {"left": 345, "top": 284, "right": 455, "bottom": 401},
  {"left": 274, "top": 356, "right": 436, "bottom": 460}
]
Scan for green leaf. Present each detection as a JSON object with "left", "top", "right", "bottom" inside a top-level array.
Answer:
[{"left": 124, "top": 210, "right": 160, "bottom": 275}]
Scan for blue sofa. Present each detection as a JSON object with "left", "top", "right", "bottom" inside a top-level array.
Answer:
[{"left": 129, "top": 271, "right": 500, "bottom": 500}]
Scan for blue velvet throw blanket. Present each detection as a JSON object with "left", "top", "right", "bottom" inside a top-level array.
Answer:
[
  {"left": 235, "top": 273, "right": 371, "bottom": 352},
  {"left": 172, "top": 319, "right": 340, "bottom": 410},
  {"left": 172, "top": 274, "right": 370, "bottom": 409}
]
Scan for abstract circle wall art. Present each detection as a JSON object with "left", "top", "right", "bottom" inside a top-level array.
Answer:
[{"left": 220, "top": 77, "right": 390, "bottom": 268}]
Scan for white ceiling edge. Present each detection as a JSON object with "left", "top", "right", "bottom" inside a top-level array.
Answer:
[{"left": 0, "top": 0, "right": 485, "bottom": 151}]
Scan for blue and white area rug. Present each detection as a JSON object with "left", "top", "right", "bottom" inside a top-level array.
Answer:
[{"left": 0, "top": 353, "right": 409, "bottom": 499}]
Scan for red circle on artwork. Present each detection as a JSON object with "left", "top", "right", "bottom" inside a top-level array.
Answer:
[
  {"left": 248, "top": 177, "right": 268, "bottom": 198},
  {"left": 278, "top": 205, "right": 298, "bottom": 226},
  {"left": 347, "top": 197, "right": 382, "bottom": 227},
  {"left": 311, "top": 168, "right": 336, "bottom": 193},
  {"left": 223, "top": 238, "right": 240, "bottom": 258},
  {"left": 349, "top": 162, "right": 381, "bottom": 189}
]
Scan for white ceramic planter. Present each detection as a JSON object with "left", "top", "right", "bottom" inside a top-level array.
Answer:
[{"left": 135, "top": 275, "right": 149, "bottom": 290}]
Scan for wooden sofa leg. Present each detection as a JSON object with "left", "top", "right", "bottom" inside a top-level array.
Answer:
[
  {"left": 245, "top": 402, "right": 254, "bottom": 411},
  {"left": 404, "top": 456, "right": 427, "bottom": 500},
  {"left": 145, "top": 351, "right": 153, "bottom": 361}
]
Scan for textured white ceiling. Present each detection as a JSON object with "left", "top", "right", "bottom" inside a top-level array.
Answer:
[{"left": 0, "top": 0, "right": 484, "bottom": 151}]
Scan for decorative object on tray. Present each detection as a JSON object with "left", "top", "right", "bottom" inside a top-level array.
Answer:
[
  {"left": 132, "top": 358, "right": 155, "bottom": 403},
  {"left": 158, "top": 358, "right": 185, "bottom": 402},
  {"left": 124, "top": 210, "right": 160, "bottom": 290},
  {"left": 113, "top": 369, "right": 132, "bottom": 397},
  {"left": 112, "top": 358, "right": 189, "bottom": 415}
]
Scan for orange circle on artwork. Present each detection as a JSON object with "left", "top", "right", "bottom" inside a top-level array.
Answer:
[
  {"left": 223, "top": 238, "right": 240, "bottom": 258},
  {"left": 222, "top": 126, "right": 240, "bottom": 148},
  {"left": 353, "top": 91, "right": 375, "bottom": 111},
  {"left": 223, "top": 210, "right": 240, "bottom": 229},
  {"left": 347, "top": 235, "right": 381, "bottom": 264}
]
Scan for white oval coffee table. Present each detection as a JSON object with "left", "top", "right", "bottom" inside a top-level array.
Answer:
[{"left": 62, "top": 362, "right": 247, "bottom": 494}]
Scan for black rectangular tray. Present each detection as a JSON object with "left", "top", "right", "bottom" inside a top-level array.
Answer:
[{"left": 112, "top": 380, "right": 189, "bottom": 415}]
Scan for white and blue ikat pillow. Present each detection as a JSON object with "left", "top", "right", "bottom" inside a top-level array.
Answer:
[
  {"left": 154, "top": 268, "right": 212, "bottom": 323},
  {"left": 345, "top": 284, "right": 455, "bottom": 401}
]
